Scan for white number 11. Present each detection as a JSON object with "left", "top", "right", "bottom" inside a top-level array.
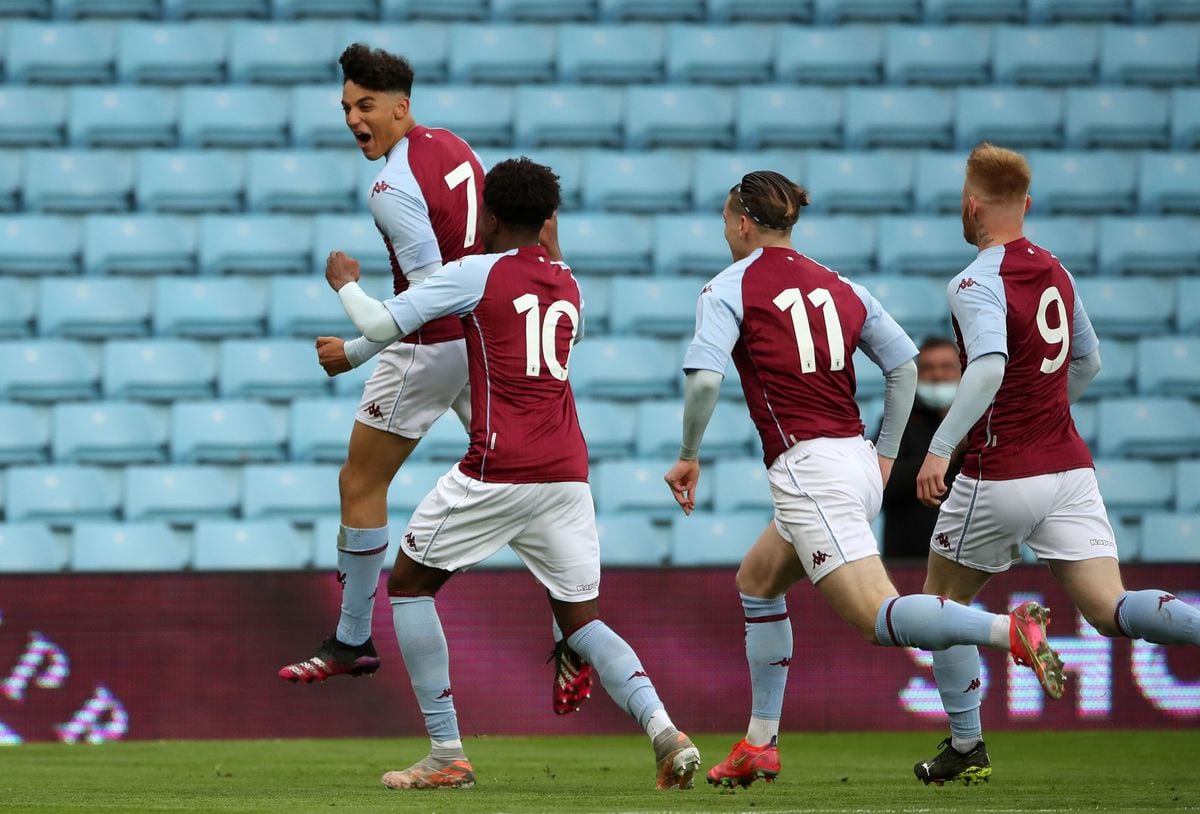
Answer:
[
  {"left": 443, "top": 162, "right": 478, "bottom": 249},
  {"left": 773, "top": 287, "right": 845, "bottom": 374}
]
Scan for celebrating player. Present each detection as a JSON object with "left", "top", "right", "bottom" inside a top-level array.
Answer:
[
  {"left": 911, "top": 143, "right": 1200, "bottom": 786},
  {"left": 326, "top": 157, "right": 702, "bottom": 792},
  {"left": 663, "top": 171, "right": 1066, "bottom": 790}
]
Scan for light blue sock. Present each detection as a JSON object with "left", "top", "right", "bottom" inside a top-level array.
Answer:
[
  {"left": 567, "top": 620, "right": 662, "bottom": 727},
  {"left": 742, "top": 593, "right": 791, "bottom": 723},
  {"left": 932, "top": 645, "right": 983, "bottom": 750},
  {"left": 335, "top": 525, "right": 388, "bottom": 646},
  {"left": 874, "top": 595, "right": 1006, "bottom": 651},
  {"left": 390, "top": 596, "right": 459, "bottom": 743},
  {"left": 1116, "top": 590, "right": 1200, "bottom": 645}
]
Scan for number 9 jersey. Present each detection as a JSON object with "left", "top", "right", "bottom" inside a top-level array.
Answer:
[{"left": 947, "top": 237, "right": 1099, "bottom": 481}]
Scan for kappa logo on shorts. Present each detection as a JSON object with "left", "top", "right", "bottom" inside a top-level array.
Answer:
[
  {"left": 812, "top": 550, "right": 829, "bottom": 568},
  {"left": 1089, "top": 538, "right": 1115, "bottom": 548},
  {"left": 575, "top": 580, "right": 599, "bottom": 593},
  {"left": 957, "top": 277, "right": 979, "bottom": 293},
  {"left": 963, "top": 678, "right": 981, "bottom": 693},
  {"left": 935, "top": 532, "right": 951, "bottom": 549},
  {"left": 365, "top": 403, "right": 384, "bottom": 420},
  {"left": 404, "top": 532, "right": 417, "bottom": 551}
]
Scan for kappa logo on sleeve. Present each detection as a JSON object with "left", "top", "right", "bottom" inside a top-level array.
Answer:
[
  {"left": 956, "top": 277, "right": 979, "bottom": 293},
  {"left": 371, "top": 180, "right": 390, "bottom": 197}
]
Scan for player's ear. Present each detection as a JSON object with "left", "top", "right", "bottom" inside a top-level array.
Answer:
[
  {"left": 392, "top": 93, "right": 410, "bottom": 120},
  {"left": 1023, "top": 194, "right": 1032, "bottom": 214}
]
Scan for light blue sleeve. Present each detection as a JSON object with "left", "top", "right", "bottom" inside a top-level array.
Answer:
[
  {"left": 947, "top": 266, "right": 1008, "bottom": 363},
  {"left": 382, "top": 254, "right": 493, "bottom": 335},
  {"left": 371, "top": 181, "right": 442, "bottom": 276},
  {"left": 848, "top": 280, "right": 919, "bottom": 374},
  {"left": 681, "top": 269, "right": 744, "bottom": 375},
  {"left": 1065, "top": 269, "right": 1100, "bottom": 359}
]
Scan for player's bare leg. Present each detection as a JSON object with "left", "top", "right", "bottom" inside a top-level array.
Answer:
[{"left": 1051, "top": 557, "right": 1200, "bottom": 644}]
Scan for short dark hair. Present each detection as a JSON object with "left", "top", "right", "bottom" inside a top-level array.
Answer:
[
  {"left": 728, "top": 170, "right": 809, "bottom": 232},
  {"left": 339, "top": 43, "right": 414, "bottom": 95},
  {"left": 919, "top": 336, "right": 958, "bottom": 354},
  {"left": 484, "top": 157, "right": 561, "bottom": 229}
]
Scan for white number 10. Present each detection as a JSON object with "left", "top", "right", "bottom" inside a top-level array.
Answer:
[
  {"left": 513, "top": 294, "right": 580, "bottom": 381},
  {"left": 443, "top": 162, "right": 478, "bottom": 249},
  {"left": 773, "top": 287, "right": 845, "bottom": 374}
]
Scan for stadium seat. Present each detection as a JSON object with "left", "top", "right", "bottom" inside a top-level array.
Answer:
[
  {"left": 1097, "top": 397, "right": 1200, "bottom": 458},
  {"left": 992, "top": 25, "right": 1100, "bottom": 85},
  {"left": 1097, "top": 216, "right": 1200, "bottom": 276},
  {"left": 625, "top": 85, "right": 734, "bottom": 150},
  {"left": 557, "top": 213, "right": 652, "bottom": 275},
  {"left": 669, "top": 510, "right": 768, "bottom": 566},
  {"left": 569, "top": 337, "right": 678, "bottom": 399},
  {"left": 0, "top": 279, "right": 32, "bottom": 339},
  {"left": 380, "top": 0, "right": 487, "bottom": 20},
  {"left": 448, "top": 24, "right": 556, "bottom": 83},
  {"left": 179, "top": 86, "right": 288, "bottom": 149},
  {"left": 574, "top": 399, "right": 636, "bottom": 460},
  {"left": 241, "top": 463, "right": 339, "bottom": 521},
  {"left": 267, "top": 276, "right": 353, "bottom": 337},
  {"left": 578, "top": 276, "right": 611, "bottom": 333},
  {"left": 924, "top": 0, "right": 1024, "bottom": 21},
  {"left": 170, "top": 399, "right": 286, "bottom": 464},
  {"left": 1024, "top": 217, "right": 1099, "bottom": 275},
  {"left": 1100, "top": 24, "right": 1200, "bottom": 85},
  {"left": 1074, "top": 277, "right": 1173, "bottom": 336},
  {"left": 162, "top": 0, "right": 271, "bottom": 19},
  {"left": 289, "top": 84, "right": 353, "bottom": 150},
  {"left": 217, "top": 339, "right": 330, "bottom": 401},
  {"left": 711, "top": 457, "right": 771, "bottom": 512},
  {"left": 227, "top": 22, "right": 334, "bottom": 85},
  {"left": 0, "top": 0, "right": 48, "bottom": 18},
  {"left": 0, "top": 153, "right": 19, "bottom": 212},
  {"left": 514, "top": 85, "right": 623, "bottom": 148},
  {"left": 1064, "top": 88, "right": 1170, "bottom": 149},
  {"left": 245, "top": 151, "right": 356, "bottom": 214},
  {"left": 0, "top": 403, "right": 49, "bottom": 464},
  {"left": 1176, "top": 460, "right": 1200, "bottom": 512},
  {"left": 635, "top": 400, "right": 753, "bottom": 458},
  {"left": 22, "top": 150, "right": 133, "bottom": 213},
  {"left": 102, "top": 339, "right": 216, "bottom": 401},
  {"left": 582, "top": 151, "right": 691, "bottom": 213},
  {"left": 407, "top": 412, "right": 469, "bottom": 462},
  {"left": 134, "top": 150, "right": 245, "bottom": 213},
  {"left": 775, "top": 24, "right": 882, "bottom": 83},
  {"left": 1134, "top": 0, "right": 1200, "bottom": 20},
  {"left": 288, "top": 397, "right": 356, "bottom": 463},
  {"left": 595, "top": 514, "right": 669, "bottom": 566},
  {"left": 1138, "top": 152, "right": 1200, "bottom": 215},
  {"left": 598, "top": 0, "right": 705, "bottom": 21},
  {"left": 37, "top": 277, "right": 151, "bottom": 339},
  {"left": 417, "top": 85, "right": 513, "bottom": 146},
  {"left": 1171, "top": 88, "right": 1200, "bottom": 149},
  {"left": 193, "top": 518, "right": 309, "bottom": 570},
  {"left": 1138, "top": 513, "right": 1200, "bottom": 562},
  {"left": 1028, "top": 0, "right": 1134, "bottom": 21},
  {"left": 556, "top": 23, "right": 665, "bottom": 83},
  {"left": 734, "top": 86, "right": 842, "bottom": 149},
  {"left": 806, "top": 151, "right": 915, "bottom": 214},
  {"left": 1094, "top": 458, "right": 1174, "bottom": 515},
  {"left": 70, "top": 521, "right": 187, "bottom": 572},
  {"left": 1028, "top": 151, "right": 1137, "bottom": 215},
  {"left": 1081, "top": 338, "right": 1135, "bottom": 397},
  {"left": 0, "top": 86, "right": 66, "bottom": 147},
  {"left": 0, "top": 340, "right": 98, "bottom": 402},
  {"left": 116, "top": 22, "right": 227, "bottom": 84},
  {"left": 1071, "top": 400, "right": 1097, "bottom": 445},
  {"left": 312, "top": 215, "right": 389, "bottom": 277},
  {"left": 877, "top": 216, "right": 975, "bottom": 277},
  {"left": 83, "top": 215, "right": 196, "bottom": 277},
  {"left": 197, "top": 215, "right": 312, "bottom": 276},
  {"left": 650, "top": 214, "right": 729, "bottom": 277},
  {"left": 884, "top": 25, "right": 991, "bottom": 85},
  {"left": 792, "top": 216, "right": 878, "bottom": 276},
  {"left": 954, "top": 87, "right": 1065, "bottom": 150},
  {"left": 665, "top": 24, "right": 773, "bottom": 84},
  {"left": 813, "top": 0, "right": 920, "bottom": 23},
  {"left": 858, "top": 275, "right": 951, "bottom": 339},
  {"left": 1136, "top": 337, "right": 1200, "bottom": 396},
  {"left": 51, "top": 401, "right": 166, "bottom": 464},
  {"left": 520, "top": 147, "right": 585, "bottom": 211},
  {"left": 0, "top": 523, "right": 64, "bottom": 573},
  {"left": 593, "top": 458, "right": 690, "bottom": 517},
  {"left": 491, "top": 0, "right": 598, "bottom": 20},
  {"left": 386, "top": 461, "right": 450, "bottom": 515},
  {"left": 691, "top": 150, "right": 806, "bottom": 212},
  {"left": 153, "top": 276, "right": 266, "bottom": 338},
  {"left": 5, "top": 465, "right": 119, "bottom": 524},
  {"left": 1178, "top": 278, "right": 1200, "bottom": 333},
  {"left": 843, "top": 88, "right": 954, "bottom": 150},
  {"left": 913, "top": 151, "right": 966, "bottom": 215},
  {"left": 66, "top": 86, "right": 178, "bottom": 149},
  {"left": 5, "top": 21, "right": 115, "bottom": 83}
]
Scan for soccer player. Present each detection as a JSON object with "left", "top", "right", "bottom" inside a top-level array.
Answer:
[
  {"left": 663, "top": 170, "right": 1065, "bottom": 790},
  {"left": 326, "top": 157, "right": 702, "bottom": 791},
  {"left": 911, "top": 143, "right": 1200, "bottom": 786}
]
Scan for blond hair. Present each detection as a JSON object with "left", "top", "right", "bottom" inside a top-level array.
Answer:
[{"left": 965, "top": 142, "right": 1031, "bottom": 204}]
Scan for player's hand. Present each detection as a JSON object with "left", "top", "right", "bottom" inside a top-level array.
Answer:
[
  {"left": 538, "top": 211, "right": 563, "bottom": 262},
  {"left": 325, "top": 251, "right": 361, "bottom": 291},
  {"left": 916, "top": 452, "right": 952, "bottom": 507},
  {"left": 664, "top": 458, "right": 701, "bottom": 516},
  {"left": 877, "top": 455, "right": 895, "bottom": 488},
  {"left": 315, "top": 336, "right": 351, "bottom": 377}
]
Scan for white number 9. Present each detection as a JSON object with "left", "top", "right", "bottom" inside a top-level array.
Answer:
[{"left": 1037, "top": 286, "right": 1070, "bottom": 374}]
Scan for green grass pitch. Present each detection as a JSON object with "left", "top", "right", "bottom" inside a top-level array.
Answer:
[{"left": 3, "top": 731, "right": 1197, "bottom": 813}]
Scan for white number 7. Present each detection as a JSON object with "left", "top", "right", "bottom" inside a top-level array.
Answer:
[
  {"left": 773, "top": 287, "right": 845, "bottom": 374},
  {"left": 444, "top": 162, "right": 478, "bottom": 249}
]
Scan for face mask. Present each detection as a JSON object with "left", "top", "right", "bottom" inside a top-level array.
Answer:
[{"left": 917, "top": 382, "right": 958, "bottom": 410}]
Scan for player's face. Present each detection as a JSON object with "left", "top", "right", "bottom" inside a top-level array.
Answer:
[
  {"left": 341, "top": 80, "right": 409, "bottom": 161},
  {"left": 722, "top": 196, "right": 752, "bottom": 261},
  {"left": 918, "top": 345, "right": 961, "bottom": 384}
]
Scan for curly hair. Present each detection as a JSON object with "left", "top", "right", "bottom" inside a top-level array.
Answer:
[
  {"left": 339, "top": 43, "right": 414, "bottom": 95},
  {"left": 484, "top": 157, "right": 561, "bottom": 229}
]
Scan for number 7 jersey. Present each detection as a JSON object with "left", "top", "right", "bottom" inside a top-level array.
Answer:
[{"left": 948, "top": 237, "right": 1099, "bottom": 480}]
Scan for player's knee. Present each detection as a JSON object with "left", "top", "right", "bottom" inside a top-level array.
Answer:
[{"left": 338, "top": 461, "right": 378, "bottom": 504}]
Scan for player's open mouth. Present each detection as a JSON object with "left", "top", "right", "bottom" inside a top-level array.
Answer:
[{"left": 355, "top": 132, "right": 371, "bottom": 146}]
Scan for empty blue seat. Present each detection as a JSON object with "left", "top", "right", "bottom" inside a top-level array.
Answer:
[
  {"left": 1172, "top": 88, "right": 1200, "bottom": 149},
  {"left": 1094, "top": 458, "right": 1174, "bottom": 514},
  {"left": 578, "top": 276, "right": 611, "bottom": 333},
  {"left": 570, "top": 337, "right": 678, "bottom": 399},
  {"left": 595, "top": 514, "right": 669, "bottom": 566},
  {"left": 635, "top": 399, "right": 753, "bottom": 458},
  {"left": 448, "top": 24, "right": 556, "bottom": 83},
  {"left": 0, "top": 0, "right": 49, "bottom": 18},
  {"left": 1028, "top": 151, "right": 1137, "bottom": 215},
  {"left": 268, "top": 276, "right": 352, "bottom": 337},
  {"left": 775, "top": 25, "right": 882, "bottom": 83},
  {"left": 193, "top": 518, "right": 309, "bottom": 570},
  {"left": 0, "top": 340, "right": 97, "bottom": 402},
  {"left": 1029, "top": 0, "right": 1134, "bottom": 21},
  {"left": 218, "top": 339, "right": 329, "bottom": 401},
  {"left": 610, "top": 276, "right": 704, "bottom": 336},
  {"left": 665, "top": 24, "right": 773, "bottom": 84},
  {"left": 288, "top": 398, "right": 355, "bottom": 463},
  {"left": 813, "top": 0, "right": 921, "bottom": 23},
  {"left": 387, "top": 461, "right": 453, "bottom": 514},
  {"left": 290, "top": 84, "right": 355, "bottom": 149},
  {"left": 1176, "top": 460, "right": 1200, "bottom": 512},
  {"left": 598, "top": 0, "right": 705, "bottom": 20},
  {"left": 557, "top": 213, "right": 652, "bottom": 275},
  {"left": 51, "top": 401, "right": 166, "bottom": 464},
  {"left": 807, "top": 151, "right": 915, "bottom": 214},
  {"left": 492, "top": 0, "right": 598, "bottom": 20},
  {"left": 0, "top": 152, "right": 20, "bottom": 211},
  {"left": 514, "top": 85, "right": 623, "bottom": 148},
  {"left": 669, "top": 510, "right": 770, "bottom": 566},
  {"left": 170, "top": 399, "right": 286, "bottom": 464},
  {"left": 408, "top": 412, "right": 469, "bottom": 462},
  {"left": 992, "top": 25, "right": 1100, "bottom": 85},
  {"left": 924, "top": 0, "right": 1024, "bottom": 21},
  {"left": 1100, "top": 24, "right": 1200, "bottom": 85},
  {"left": 593, "top": 458, "right": 689, "bottom": 517},
  {"left": 955, "top": 87, "right": 1065, "bottom": 150},
  {"left": 734, "top": 86, "right": 842, "bottom": 149},
  {"left": 556, "top": 23, "right": 664, "bottom": 83},
  {"left": 913, "top": 151, "right": 966, "bottom": 214},
  {"left": 153, "top": 276, "right": 266, "bottom": 337},
  {"left": 844, "top": 88, "right": 954, "bottom": 150},
  {"left": 792, "top": 216, "right": 878, "bottom": 276},
  {"left": 5, "top": 21, "right": 115, "bottom": 83},
  {"left": 227, "top": 22, "right": 334, "bottom": 85},
  {"left": 381, "top": 0, "right": 487, "bottom": 20},
  {"left": 241, "top": 463, "right": 339, "bottom": 520},
  {"left": 1134, "top": 0, "right": 1200, "bottom": 20},
  {"left": 1065, "top": 88, "right": 1170, "bottom": 149},
  {"left": 417, "top": 85, "right": 512, "bottom": 146},
  {"left": 162, "top": 0, "right": 271, "bottom": 19},
  {"left": 625, "top": 86, "right": 734, "bottom": 150},
  {"left": 877, "top": 216, "right": 975, "bottom": 277},
  {"left": 71, "top": 521, "right": 187, "bottom": 572},
  {"left": 1138, "top": 513, "right": 1200, "bottom": 562},
  {"left": 246, "top": 151, "right": 355, "bottom": 214},
  {"left": 1024, "top": 217, "right": 1099, "bottom": 275},
  {"left": 0, "top": 279, "right": 32, "bottom": 338},
  {"left": 884, "top": 25, "right": 990, "bottom": 85},
  {"left": 859, "top": 275, "right": 951, "bottom": 339},
  {"left": 575, "top": 399, "right": 635, "bottom": 459},
  {"left": 1098, "top": 216, "right": 1200, "bottom": 276},
  {"left": 180, "top": 86, "right": 288, "bottom": 149},
  {"left": 116, "top": 22, "right": 227, "bottom": 84},
  {"left": 1071, "top": 400, "right": 1097, "bottom": 445},
  {"left": 0, "top": 403, "right": 49, "bottom": 464},
  {"left": 691, "top": 150, "right": 806, "bottom": 212},
  {"left": 1136, "top": 337, "right": 1200, "bottom": 396},
  {"left": 198, "top": 215, "right": 312, "bottom": 276},
  {"left": 67, "top": 86, "right": 178, "bottom": 149},
  {"left": 37, "top": 277, "right": 150, "bottom": 339},
  {"left": 0, "top": 86, "right": 66, "bottom": 147},
  {"left": 651, "top": 214, "right": 729, "bottom": 277},
  {"left": 1178, "top": 278, "right": 1200, "bottom": 332},
  {"left": 1074, "top": 277, "right": 1173, "bottom": 336},
  {"left": 6, "top": 465, "right": 119, "bottom": 524},
  {"left": 708, "top": 0, "right": 812, "bottom": 19},
  {"left": 0, "top": 523, "right": 64, "bottom": 573},
  {"left": 1082, "top": 338, "right": 1135, "bottom": 396},
  {"left": 582, "top": 151, "right": 691, "bottom": 213},
  {"left": 135, "top": 150, "right": 245, "bottom": 213},
  {"left": 711, "top": 458, "right": 771, "bottom": 512},
  {"left": 1138, "top": 152, "right": 1200, "bottom": 214},
  {"left": 84, "top": 215, "right": 197, "bottom": 276},
  {"left": 103, "top": 339, "right": 215, "bottom": 402},
  {"left": 1097, "top": 397, "right": 1200, "bottom": 458},
  {"left": 311, "top": 218, "right": 388, "bottom": 280},
  {"left": 23, "top": 150, "right": 133, "bottom": 213}
]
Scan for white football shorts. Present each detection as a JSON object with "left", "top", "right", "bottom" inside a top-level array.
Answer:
[
  {"left": 767, "top": 435, "right": 884, "bottom": 584},
  {"left": 930, "top": 467, "right": 1119, "bottom": 572},
  {"left": 356, "top": 339, "right": 471, "bottom": 438},
  {"left": 400, "top": 464, "right": 601, "bottom": 602}
]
